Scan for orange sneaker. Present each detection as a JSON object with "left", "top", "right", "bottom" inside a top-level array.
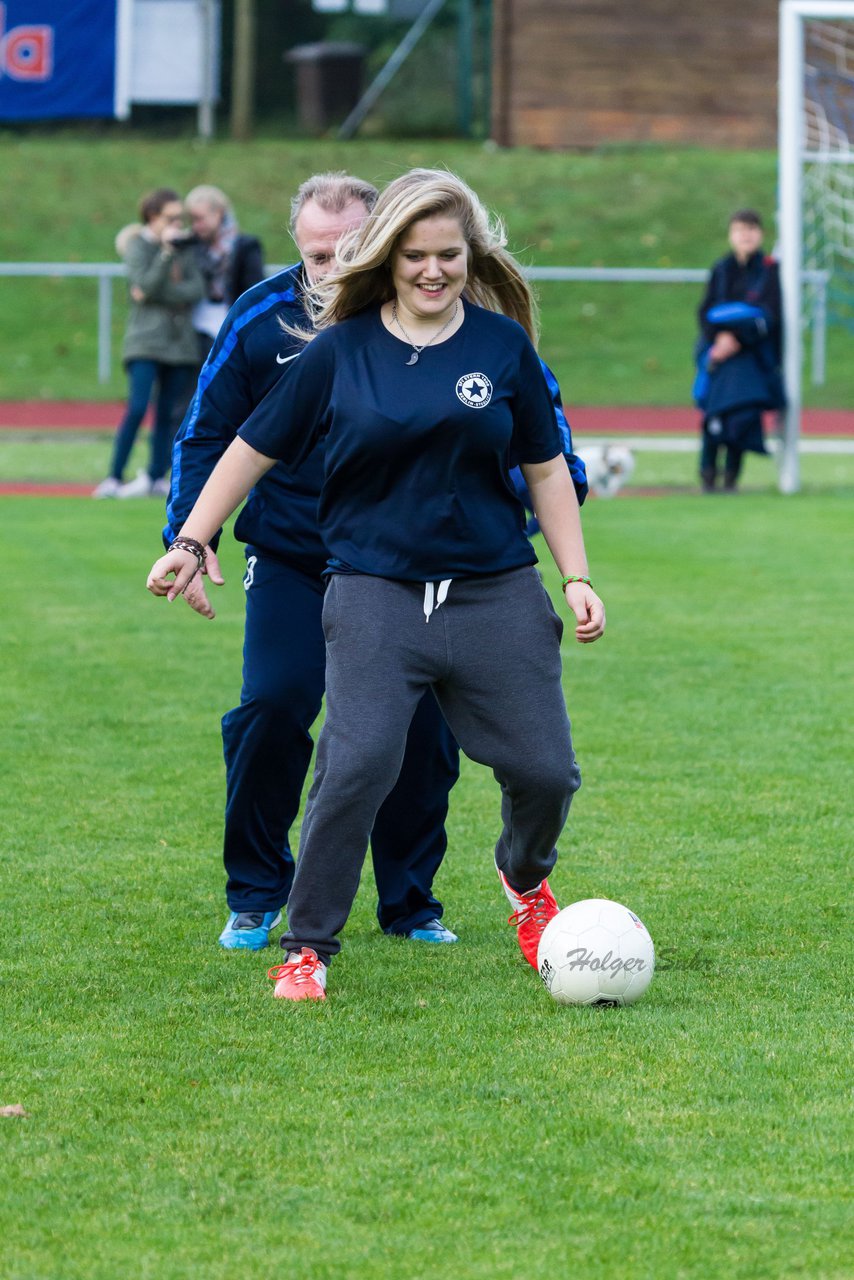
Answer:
[
  {"left": 497, "top": 868, "right": 560, "bottom": 968},
  {"left": 267, "top": 948, "right": 327, "bottom": 1001}
]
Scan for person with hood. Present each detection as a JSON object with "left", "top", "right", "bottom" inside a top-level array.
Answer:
[{"left": 94, "top": 188, "right": 204, "bottom": 499}]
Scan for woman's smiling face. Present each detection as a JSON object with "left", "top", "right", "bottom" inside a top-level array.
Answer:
[{"left": 390, "top": 214, "right": 469, "bottom": 323}]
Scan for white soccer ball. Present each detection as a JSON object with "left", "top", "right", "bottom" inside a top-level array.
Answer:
[{"left": 537, "top": 898, "right": 655, "bottom": 1006}]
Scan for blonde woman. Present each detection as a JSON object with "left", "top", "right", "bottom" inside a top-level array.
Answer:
[
  {"left": 184, "top": 184, "right": 265, "bottom": 360},
  {"left": 148, "top": 169, "right": 605, "bottom": 1003}
]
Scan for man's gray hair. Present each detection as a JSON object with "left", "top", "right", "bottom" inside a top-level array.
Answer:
[{"left": 289, "top": 172, "right": 378, "bottom": 234}]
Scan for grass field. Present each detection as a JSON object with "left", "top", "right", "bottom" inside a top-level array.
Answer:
[
  {"left": 2, "top": 431, "right": 853, "bottom": 497},
  {"left": 2, "top": 488, "right": 851, "bottom": 1279},
  {"left": 1, "top": 132, "right": 851, "bottom": 408}
]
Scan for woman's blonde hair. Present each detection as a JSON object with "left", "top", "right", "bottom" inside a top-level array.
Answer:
[
  {"left": 185, "top": 184, "right": 235, "bottom": 222},
  {"left": 303, "top": 168, "right": 539, "bottom": 344}
]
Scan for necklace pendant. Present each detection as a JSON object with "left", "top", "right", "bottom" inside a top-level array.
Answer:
[{"left": 406, "top": 352, "right": 419, "bottom": 366}]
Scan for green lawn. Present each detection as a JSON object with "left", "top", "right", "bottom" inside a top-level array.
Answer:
[
  {"left": 2, "top": 491, "right": 851, "bottom": 1278},
  {"left": 2, "top": 432, "right": 853, "bottom": 497},
  {"left": 1, "top": 133, "right": 850, "bottom": 407}
]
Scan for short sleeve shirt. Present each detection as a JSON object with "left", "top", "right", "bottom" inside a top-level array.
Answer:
[{"left": 239, "top": 302, "right": 563, "bottom": 581}]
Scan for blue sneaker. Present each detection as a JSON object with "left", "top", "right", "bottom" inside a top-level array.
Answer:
[
  {"left": 406, "top": 918, "right": 459, "bottom": 944},
  {"left": 218, "top": 910, "right": 282, "bottom": 951}
]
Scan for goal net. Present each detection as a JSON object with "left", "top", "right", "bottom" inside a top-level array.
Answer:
[
  {"left": 803, "top": 17, "right": 854, "bottom": 329},
  {"left": 778, "top": 1, "right": 854, "bottom": 493}
]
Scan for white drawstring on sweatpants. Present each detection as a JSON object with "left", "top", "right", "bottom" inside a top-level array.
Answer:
[{"left": 423, "top": 579, "right": 452, "bottom": 622}]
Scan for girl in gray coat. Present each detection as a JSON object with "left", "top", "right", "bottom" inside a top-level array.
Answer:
[{"left": 94, "top": 188, "right": 204, "bottom": 499}]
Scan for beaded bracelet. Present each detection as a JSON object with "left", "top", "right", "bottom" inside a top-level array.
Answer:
[
  {"left": 561, "top": 575, "right": 593, "bottom": 590},
  {"left": 168, "top": 536, "right": 207, "bottom": 572}
]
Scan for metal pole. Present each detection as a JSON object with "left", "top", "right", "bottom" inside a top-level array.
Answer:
[
  {"left": 457, "top": 0, "right": 474, "bottom": 137},
  {"left": 811, "top": 271, "right": 827, "bottom": 385},
  {"left": 114, "top": 0, "right": 134, "bottom": 119},
  {"left": 197, "top": 0, "right": 216, "bottom": 139},
  {"left": 97, "top": 271, "right": 112, "bottom": 385},
  {"left": 230, "top": 0, "right": 255, "bottom": 141},
  {"left": 338, "top": 0, "right": 448, "bottom": 140},
  {"left": 480, "top": 0, "right": 493, "bottom": 138},
  {"left": 778, "top": 0, "right": 803, "bottom": 494}
]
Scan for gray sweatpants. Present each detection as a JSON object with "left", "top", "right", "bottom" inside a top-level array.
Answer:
[{"left": 281, "top": 566, "right": 581, "bottom": 961}]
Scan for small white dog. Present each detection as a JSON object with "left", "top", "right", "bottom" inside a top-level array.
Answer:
[{"left": 577, "top": 444, "right": 635, "bottom": 498}]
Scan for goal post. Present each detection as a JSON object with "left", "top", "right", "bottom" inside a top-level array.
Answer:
[{"left": 778, "top": 0, "right": 854, "bottom": 494}]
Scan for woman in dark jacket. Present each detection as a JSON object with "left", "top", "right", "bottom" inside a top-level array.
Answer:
[
  {"left": 94, "top": 188, "right": 204, "bottom": 499},
  {"left": 695, "top": 209, "right": 785, "bottom": 492}
]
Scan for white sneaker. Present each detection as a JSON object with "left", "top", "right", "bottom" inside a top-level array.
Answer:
[
  {"left": 117, "top": 470, "right": 153, "bottom": 498},
  {"left": 150, "top": 477, "right": 170, "bottom": 498},
  {"left": 92, "top": 477, "right": 121, "bottom": 499}
]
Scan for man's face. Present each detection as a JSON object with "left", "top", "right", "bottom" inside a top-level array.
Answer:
[{"left": 293, "top": 198, "right": 370, "bottom": 285}]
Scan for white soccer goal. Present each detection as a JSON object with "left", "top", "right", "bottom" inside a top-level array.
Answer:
[{"left": 779, "top": 0, "right": 854, "bottom": 493}]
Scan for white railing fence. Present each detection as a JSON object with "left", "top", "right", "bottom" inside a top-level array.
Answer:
[{"left": 0, "top": 261, "right": 830, "bottom": 388}]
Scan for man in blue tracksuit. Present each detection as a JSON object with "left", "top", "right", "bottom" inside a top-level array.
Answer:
[{"left": 165, "top": 172, "right": 588, "bottom": 951}]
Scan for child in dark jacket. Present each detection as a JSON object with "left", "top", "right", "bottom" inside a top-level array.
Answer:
[{"left": 695, "top": 209, "right": 785, "bottom": 492}]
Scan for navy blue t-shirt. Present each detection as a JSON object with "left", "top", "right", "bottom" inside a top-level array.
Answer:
[{"left": 238, "top": 303, "right": 563, "bottom": 581}]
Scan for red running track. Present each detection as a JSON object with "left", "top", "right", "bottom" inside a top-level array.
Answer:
[
  {"left": 0, "top": 400, "right": 851, "bottom": 435},
  {"left": 1, "top": 401, "right": 850, "bottom": 497}
]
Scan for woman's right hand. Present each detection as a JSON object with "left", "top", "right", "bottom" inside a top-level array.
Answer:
[
  {"left": 178, "top": 546, "right": 224, "bottom": 620},
  {"left": 147, "top": 549, "right": 202, "bottom": 604}
]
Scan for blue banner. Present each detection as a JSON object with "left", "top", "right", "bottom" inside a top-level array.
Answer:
[{"left": 0, "top": 1, "right": 117, "bottom": 120}]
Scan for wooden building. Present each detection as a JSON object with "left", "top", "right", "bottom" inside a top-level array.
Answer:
[{"left": 491, "top": 0, "right": 780, "bottom": 149}]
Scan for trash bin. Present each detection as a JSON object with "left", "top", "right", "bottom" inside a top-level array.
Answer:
[{"left": 285, "top": 42, "right": 366, "bottom": 133}]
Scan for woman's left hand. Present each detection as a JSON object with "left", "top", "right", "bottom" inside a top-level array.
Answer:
[{"left": 564, "top": 582, "right": 606, "bottom": 644}]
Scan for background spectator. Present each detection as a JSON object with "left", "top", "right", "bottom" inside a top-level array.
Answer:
[
  {"left": 184, "top": 184, "right": 266, "bottom": 362},
  {"left": 695, "top": 209, "right": 785, "bottom": 493},
  {"left": 93, "top": 187, "right": 204, "bottom": 499}
]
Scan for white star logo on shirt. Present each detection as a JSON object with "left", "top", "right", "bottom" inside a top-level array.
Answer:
[{"left": 456, "top": 372, "right": 493, "bottom": 408}]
